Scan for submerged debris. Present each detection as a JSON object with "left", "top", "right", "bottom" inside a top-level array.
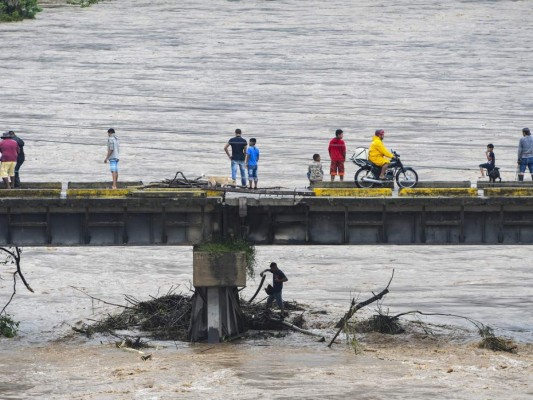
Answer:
[
  {"left": 478, "top": 336, "right": 517, "bottom": 353},
  {"left": 477, "top": 325, "right": 517, "bottom": 353},
  {"left": 353, "top": 314, "right": 405, "bottom": 335},
  {"left": 115, "top": 337, "right": 149, "bottom": 350},
  {"left": 73, "top": 291, "right": 308, "bottom": 342},
  {"left": 72, "top": 286, "right": 519, "bottom": 354}
]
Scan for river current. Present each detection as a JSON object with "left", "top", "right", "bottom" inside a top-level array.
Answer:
[{"left": 1, "top": 1, "right": 532, "bottom": 399}]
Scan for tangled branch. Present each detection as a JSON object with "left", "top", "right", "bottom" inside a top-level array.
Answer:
[
  {"left": 328, "top": 269, "right": 394, "bottom": 347},
  {"left": 1, "top": 246, "right": 33, "bottom": 315}
]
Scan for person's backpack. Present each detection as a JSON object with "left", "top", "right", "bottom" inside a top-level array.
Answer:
[{"left": 488, "top": 167, "right": 501, "bottom": 183}]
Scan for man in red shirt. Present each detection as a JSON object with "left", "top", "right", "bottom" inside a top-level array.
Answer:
[
  {"left": 0, "top": 131, "right": 19, "bottom": 189},
  {"left": 328, "top": 129, "right": 346, "bottom": 181}
]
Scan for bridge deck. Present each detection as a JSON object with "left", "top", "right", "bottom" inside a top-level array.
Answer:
[{"left": 2, "top": 190, "right": 533, "bottom": 245}]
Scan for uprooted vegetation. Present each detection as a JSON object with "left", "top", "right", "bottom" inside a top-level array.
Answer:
[
  {"left": 73, "top": 289, "right": 518, "bottom": 354},
  {"left": 72, "top": 287, "right": 307, "bottom": 343},
  {"left": 71, "top": 270, "right": 519, "bottom": 355},
  {"left": 345, "top": 309, "right": 518, "bottom": 354}
]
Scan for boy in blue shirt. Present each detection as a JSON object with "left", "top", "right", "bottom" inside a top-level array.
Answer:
[{"left": 245, "top": 138, "right": 260, "bottom": 189}]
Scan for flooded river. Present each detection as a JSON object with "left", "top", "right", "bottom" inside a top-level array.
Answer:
[{"left": 1, "top": 0, "right": 532, "bottom": 399}]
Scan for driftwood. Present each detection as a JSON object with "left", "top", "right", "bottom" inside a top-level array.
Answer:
[
  {"left": 386, "top": 310, "right": 517, "bottom": 353},
  {"left": 279, "top": 319, "right": 325, "bottom": 340},
  {"left": 69, "top": 286, "right": 134, "bottom": 310},
  {"left": 328, "top": 270, "right": 394, "bottom": 348}
]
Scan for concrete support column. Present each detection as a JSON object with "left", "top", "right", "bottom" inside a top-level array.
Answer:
[
  {"left": 191, "top": 250, "right": 247, "bottom": 343},
  {"left": 207, "top": 287, "right": 221, "bottom": 343}
]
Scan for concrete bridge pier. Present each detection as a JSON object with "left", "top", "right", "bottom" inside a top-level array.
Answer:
[{"left": 190, "top": 250, "right": 246, "bottom": 343}]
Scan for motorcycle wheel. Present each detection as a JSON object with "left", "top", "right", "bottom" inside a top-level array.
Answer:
[
  {"left": 355, "top": 167, "right": 375, "bottom": 188},
  {"left": 395, "top": 167, "right": 418, "bottom": 188}
]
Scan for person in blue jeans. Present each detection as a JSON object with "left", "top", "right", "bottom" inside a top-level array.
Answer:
[
  {"left": 224, "top": 128, "right": 247, "bottom": 186},
  {"left": 261, "top": 262, "right": 288, "bottom": 317},
  {"left": 518, "top": 127, "right": 533, "bottom": 181},
  {"left": 245, "top": 138, "right": 260, "bottom": 189}
]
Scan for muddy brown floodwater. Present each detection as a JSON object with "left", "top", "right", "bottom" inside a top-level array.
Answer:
[
  {"left": 1, "top": 1, "right": 533, "bottom": 399},
  {"left": 1, "top": 246, "right": 532, "bottom": 399}
]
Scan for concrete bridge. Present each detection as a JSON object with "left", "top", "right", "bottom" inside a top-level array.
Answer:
[{"left": 3, "top": 181, "right": 533, "bottom": 246}]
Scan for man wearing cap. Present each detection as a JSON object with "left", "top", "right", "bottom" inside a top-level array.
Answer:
[
  {"left": 104, "top": 128, "right": 120, "bottom": 189},
  {"left": 518, "top": 127, "right": 533, "bottom": 181},
  {"left": 369, "top": 129, "right": 394, "bottom": 180},
  {"left": 328, "top": 129, "right": 346, "bottom": 181},
  {"left": 0, "top": 131, "right": 19, "bottom": 189}
]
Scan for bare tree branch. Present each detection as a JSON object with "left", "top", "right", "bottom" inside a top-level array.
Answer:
[
  {"left": 328, "top": 269, "right": 395, "bottom": 348},
  {"left": 1, "top": 273, "right": 18, "bottom": 315},
  {"left": 1, "top": 246, "right": 33, "bottom": 316},
  {"left": 14, "top": 247, "right": 33, "bottom": 293},
  {"left": 69, "top": 286, "right": 134, "bottom": 309}
]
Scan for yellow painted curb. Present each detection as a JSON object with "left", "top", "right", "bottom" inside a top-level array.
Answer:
[
  {"left": 205, "top": 190, "right": 223, "bottom": 197},
  {"left": 484, "top": 188, "right": 533, "bottom": 197},
  {"left": 313, "top": 188, "right": 392, "bottom": 197},
  {"left": 400, "top": 188, "right": 477, "bottom": 197},
  {"left": 66, "top": 189, "right": 130, "bottom": 198},
  {"left": 0, "top": 189, "right": 61, "bottom": 198},
  {"left": 141, "top": 188, "right": 204, "bottom": 192},
  {"left": 130, "top": 190, "right": 206, "bottom": 198}
]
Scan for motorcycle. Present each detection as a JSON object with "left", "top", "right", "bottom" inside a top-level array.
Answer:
[{"left": 351, "top": 150, "right": 418, "bottom": 188}]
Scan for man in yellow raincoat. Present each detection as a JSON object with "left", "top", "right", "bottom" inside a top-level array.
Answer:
[{"left": 368, "top": 129, "right": 394, "bottom": 179}]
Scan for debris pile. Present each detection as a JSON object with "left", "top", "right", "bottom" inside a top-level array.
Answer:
[
  {"left": 74, "top": 291, "right": 307, "bottom": 342},
  {"left": 353, "top": 314, "right": 405, "bottom": 335}
]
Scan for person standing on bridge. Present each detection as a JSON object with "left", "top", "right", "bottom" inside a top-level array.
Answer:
[
  {"left": 9, "top": 131, "right": 25, "bottom": 188},
  {"left": 104, "top": 128, "right": 120, "bottom": 189},
  {"left": 369, "top": 129, "right": 394, "bottom": 180},
  {"left": 224, "top": 128, "right": 247, "bottom": 186},
  {"left": 245, "top": 137, "right": 260, "bottom": 189},
  {"left": 518, "top": 127, "right": 533, "bottom": 182},
  {"left": 0, "top": 131, "right": 19, "bottom": 189},
  {"left": 261, "top": 262, "right": 288, "bottom": 317},
  {"left": 328, "top": 129, "right": 346, "bottom": 181}
]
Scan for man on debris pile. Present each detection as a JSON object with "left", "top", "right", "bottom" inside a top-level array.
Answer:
[{"left": 260, "top": 262, "right": 288, "bottom": 317}]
